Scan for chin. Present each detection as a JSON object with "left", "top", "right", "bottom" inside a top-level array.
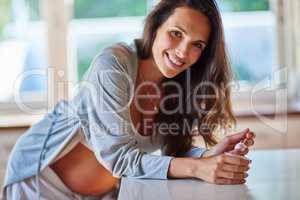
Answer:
[
  {"left": 164, "top": 74, "right": 176, "bottom": 79},
  {"left": 159, "top": 68, "right": 178, "bottom": 79},
  {"left": 161, "top": 61, "right": 188, "bottom": 79},
  {"left": 156, "top": 58, "right": 186, "bottom": 79}
]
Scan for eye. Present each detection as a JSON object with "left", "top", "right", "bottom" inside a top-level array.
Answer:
[
  {"left": 170, "top": 30, "right": 182, "bottom": 38},
  {"left": 193, "top": 43, "right": 204, "bottom": 50}
]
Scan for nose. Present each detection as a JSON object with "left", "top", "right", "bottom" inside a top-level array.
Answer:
[{"left": 175, "top": 43, "right": 189, "bottom": 59}]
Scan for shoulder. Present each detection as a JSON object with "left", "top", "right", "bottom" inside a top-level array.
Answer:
[
  {"left": 92, "top": 42, "right": 136, "bottom": 73},
  {"left": 80, "top": 41, "right": 138, "bottom": 93},
  {"left": 80, "top": 42, "right": 137, "bottom": 94}
]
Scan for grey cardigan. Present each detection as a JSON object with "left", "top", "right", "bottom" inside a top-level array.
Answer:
[{"left": 3, "top": 39, "right": 207, "bottom": 190}]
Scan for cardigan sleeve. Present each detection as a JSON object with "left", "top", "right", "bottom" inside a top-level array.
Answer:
[
  {"left": 76, "top": 47, "right": 173, "bottom": 179},
  {"left": 183, "top": 147, "right": 208, "bottom": 158}
]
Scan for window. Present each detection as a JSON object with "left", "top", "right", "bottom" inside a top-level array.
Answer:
[
  {"left": 217, "top": 0, "right": 276, "bottom": 84},
  {"left": 72, "top": 0, "right": 154, "bottom": 81},
  {"left": 218, "top": 0, "right": 269, "bottom": 12},
  {"left": 71, "top": 0, "right": 277, "bottom": 89},
  {"left": 0, "top": 0, "right": 47, "bottom": 112},
  {"left": 215, "top": 0, "right": 283, "bottom": 115},
  {"left": 1, "top": 0, "right": 300, "bottom": 126}
]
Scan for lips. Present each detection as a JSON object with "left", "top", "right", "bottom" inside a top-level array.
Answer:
[{"left": 165, "top": 52, "right": 185, "bottom": 69}]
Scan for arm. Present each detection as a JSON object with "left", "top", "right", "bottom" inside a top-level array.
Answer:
[
  {"left": 167, "top": 157, "right": 198, "bottom": 179},
  {"left": 76, "top": 48, "right": 173, "bottom": 179},
  {"left": 167, "top": 153, "right": 250, "bottom": 185},
  {"left": 76, "top": 46, "right": 252, "bottom": 182},
  {"left": 167, "top": 131, "right": 255, "bottom": 182}
]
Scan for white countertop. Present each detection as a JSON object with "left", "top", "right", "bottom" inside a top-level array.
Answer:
[{"left": 118, "top": 149, "right": 300, "bottom": 200}]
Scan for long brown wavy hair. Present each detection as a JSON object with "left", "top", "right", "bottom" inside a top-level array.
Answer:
[{"left": 136, "top": 0, "right": 236, "bottom": 157}]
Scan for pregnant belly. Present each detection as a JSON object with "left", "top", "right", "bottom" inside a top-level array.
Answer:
[{"left": 50, "top": 143, "right": 119, "bottom": 196}]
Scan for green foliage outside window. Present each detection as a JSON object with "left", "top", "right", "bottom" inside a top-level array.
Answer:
[
  {"left": 0, "top": 0, "right": 270, "bottom": 39},
  {"left": 0, "top": 0, "right": 271, "bottom": 81},
  {"left": 217, "top": 0, "right": 269, "bottom": 12},
  {"left": 0, "top": 0, "right": 11, "bottom": 41},
  {"left": 75, "top": 0, "right": 271, "bottom": 81},
  {"left": 74, "top": 0, "right": 147, "bottom": 18},
  {"left": 27, "top": 0, "right": 40, "bottom": 20},
  {"left": 0, "top": 0, "right": 40, "bottom": 40},
  {"left": 73, "top": 0, "right": 269, "bottom": 19}
]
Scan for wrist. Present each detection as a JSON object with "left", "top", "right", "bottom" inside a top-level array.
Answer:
[
  {"left": 168, "top": 157, "right": 199, "bottom": 179},
  {"left": 201, "top": 149, "right": 212, "bottom": 158},
  {"left": 189, "top": 158, "right": 201, "bottom": 178}
]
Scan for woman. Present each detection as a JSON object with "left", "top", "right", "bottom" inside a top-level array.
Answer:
[{"left": 2, "top": 0, "right": 255, "bottom": 199}]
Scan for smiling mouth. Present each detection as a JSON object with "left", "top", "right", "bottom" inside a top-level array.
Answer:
[{"left": 165, "top": 52, "right": 185, "bottom": 68}]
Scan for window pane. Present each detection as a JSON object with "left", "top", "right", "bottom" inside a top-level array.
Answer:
[
  {"left": 72, "top": 0, "right": 152, "bottom": 81},
  {"left": 0, "top": 0, "right": 47, "bottom": 105},
  {"left": 217, "top": 0, "right": 269, "bottom": 12},
  {"left": 76, "top": 31, "right": 141, "bottom": 80},
  {"left": 72, "top": 0, "right": 276, "bottom": 84},
  {"left": 74, "top": 0, "right": 147, "bottom": 18},
  {"left": 26, "top": 0, "right": 41, "bottom": 20},
  {"left": 217, "top": 0, "right": 276, "bottom": 83}
]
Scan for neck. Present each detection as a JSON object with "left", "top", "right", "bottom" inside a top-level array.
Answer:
[{"left": 138, "top": 56, "right": 164, "bottom": 85}]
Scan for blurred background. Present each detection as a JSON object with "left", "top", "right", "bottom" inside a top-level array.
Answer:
[
  {"left": 0, "top": 0, "right": 275, "bottom": 103},
  {"left": 0, "top": 0, "right": 299, "bottom": 185}
]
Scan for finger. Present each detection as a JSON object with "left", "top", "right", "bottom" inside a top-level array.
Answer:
[
  {"left": 246, "top": 131, "right": 256, "bottom": 139},
  {"left": 228, "top": 147, "right": 249, "bottom": 156},
  {"left": 223, "top": 153, "right": 251, "bottom": 166},
  {"left": 224, "top": 144, "right": 235, "bottom": 152},
  {"left": 221, "top": 163, "right": 250, "bottom": 173},
  {"left": 244, "top": 139, "right": 254, "bottom": 147},
  {"left": 228, "top": 149, "right": 240, "bottom": 155},
  {"left": 215, "top": 178, "right": 246, "bottom": 185},
  {"left": 226, "top": 128, "right": 250, "bottom": 145},
  {"left": 217, "top": 170, "right": 248, "bottom": 180},
  {"left": 242, "top": 132, "right": 255, "bottom": 143}
]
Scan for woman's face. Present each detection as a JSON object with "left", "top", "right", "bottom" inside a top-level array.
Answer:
[{"left": 151, "top": 6, "right": 211, "bottom": 78}]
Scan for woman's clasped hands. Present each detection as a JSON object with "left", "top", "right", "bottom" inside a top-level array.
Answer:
[{"left": 193, "top": 128, "right": 255, "bottom": 185}]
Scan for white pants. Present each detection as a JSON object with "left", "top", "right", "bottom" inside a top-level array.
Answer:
[{"left": 2, "top": 167, "right": 119, "bottom": 200}]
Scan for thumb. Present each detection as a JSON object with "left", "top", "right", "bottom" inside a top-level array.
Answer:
[{"left": 226, "top": 128, "right": 249, "bottom": 145}]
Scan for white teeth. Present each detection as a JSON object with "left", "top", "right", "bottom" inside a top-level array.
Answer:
[
  {"left": 166, "top": 53, "right": 184, "bottom": 65},
  {"left": 167, "top": 54, "right": 183, "bottom": 66},
  {"left": 171, "top": 57, "right": 183, "bottom": 65}
]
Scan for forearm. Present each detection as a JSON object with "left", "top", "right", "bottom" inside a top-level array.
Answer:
[{"left": 167, "top": 157, "right": 198, "bottom": 179}]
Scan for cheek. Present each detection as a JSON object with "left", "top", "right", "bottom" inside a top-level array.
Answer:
[
  {"left": 157, "top": 34, "right": 175, "bottom": 52},
  {"left": 189, "top": 50, "right": 202, "bottom": 64}
]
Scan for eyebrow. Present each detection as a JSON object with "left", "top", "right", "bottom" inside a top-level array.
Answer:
[{"left": 174, "top": 25, "right": 207, "bottom": 45}]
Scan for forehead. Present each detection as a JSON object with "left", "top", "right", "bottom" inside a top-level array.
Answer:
[{"left": 162, "top": 6, "right": 211, "bottom": 42}]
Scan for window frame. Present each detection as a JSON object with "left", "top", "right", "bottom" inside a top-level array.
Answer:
[
  {"left": 228, "top": 0, "right": 299, "bottom": 115},
  {"left": 0, "top": 0, "right": 74, "bottom": 123},
  {"left": 1, "top": 0, "right": 300, "bottom": 125}
]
